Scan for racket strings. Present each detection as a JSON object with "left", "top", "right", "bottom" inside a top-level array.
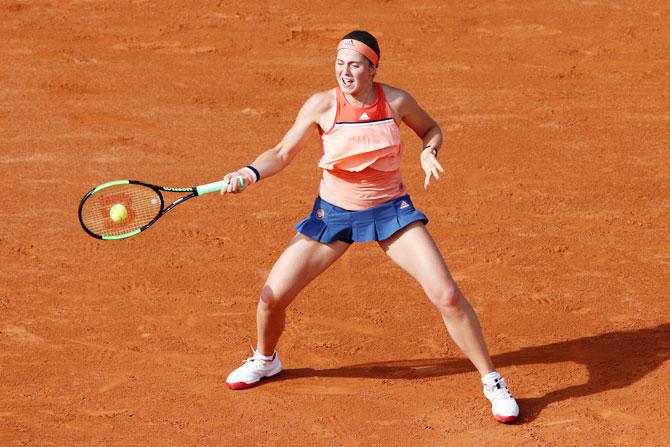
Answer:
[{"left": 80, "top": 184, "right": 162, "bottom": 237}]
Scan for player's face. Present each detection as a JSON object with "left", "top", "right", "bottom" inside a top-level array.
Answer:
[{"left": 336, "top": 49, "right": 376, "bottom": 95}]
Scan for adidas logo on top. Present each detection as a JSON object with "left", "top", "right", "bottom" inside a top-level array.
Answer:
[{"left": 359, "top": 112, "right": 370, "bottom": 121}]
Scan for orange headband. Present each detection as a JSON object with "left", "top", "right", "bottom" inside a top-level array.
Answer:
[{"left": 337, "top": 39, "right": 379, "bottom": 66}]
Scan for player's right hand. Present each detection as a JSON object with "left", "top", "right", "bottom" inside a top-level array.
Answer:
[{"left": 220, "top": 172, "right": 247, "bottom": 195}]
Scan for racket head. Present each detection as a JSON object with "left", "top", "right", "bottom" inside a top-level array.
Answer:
[{"left": 78, "top": 180, "right": 164, "bottom": 240}]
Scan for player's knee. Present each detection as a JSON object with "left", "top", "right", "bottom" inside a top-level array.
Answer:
[
  {"left": 429, "top": 283, "right": 463, "bottom": 317},
  {"left": 258, "top": 284, "right": 287, "bottom": 312}
]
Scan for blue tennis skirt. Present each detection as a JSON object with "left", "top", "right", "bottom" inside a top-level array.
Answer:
[{"left": 295, "top": 194, "right": 428, "bottom": 244}]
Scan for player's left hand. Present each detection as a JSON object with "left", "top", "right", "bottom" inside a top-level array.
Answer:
[{"left": 420, "top": 148, "right": 444, "bottom": 189}]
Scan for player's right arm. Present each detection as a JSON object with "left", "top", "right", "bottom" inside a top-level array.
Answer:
[{"left": 221, "top": 92, "right": 332, "bottom": 193}]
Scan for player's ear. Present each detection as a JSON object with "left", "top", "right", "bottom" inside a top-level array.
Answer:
[{"left": 369, "top": 62, "right": 377, "bottom": 78}]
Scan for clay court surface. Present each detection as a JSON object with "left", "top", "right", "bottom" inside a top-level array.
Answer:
[{"left": 1, "top": 0, "right": 669, "bottom": 445}]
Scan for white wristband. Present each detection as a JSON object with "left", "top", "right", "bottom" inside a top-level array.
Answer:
[{"left": 240, "top": 166, "right": 259, "bottom": 183}]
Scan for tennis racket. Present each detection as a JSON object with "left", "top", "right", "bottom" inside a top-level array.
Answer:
[{"left": 78, "top": 177, "right": 243, "bottom": 240}]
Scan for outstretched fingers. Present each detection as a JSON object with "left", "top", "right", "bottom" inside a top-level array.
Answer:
[{"left": 423, "top": 158, "right": 445, "bottom": 189}]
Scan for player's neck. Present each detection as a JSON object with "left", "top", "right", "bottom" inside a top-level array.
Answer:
[{"left": 345, "top": 83, "right": 376, "bottom": 108}]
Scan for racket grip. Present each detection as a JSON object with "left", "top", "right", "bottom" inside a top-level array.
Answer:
[{"left": 196, "top": 177, "right": 245, "bottom": 195}]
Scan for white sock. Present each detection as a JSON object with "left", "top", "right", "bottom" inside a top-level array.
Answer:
[{"left": 256, "top": 351, "right": 275, "bottom": 361}]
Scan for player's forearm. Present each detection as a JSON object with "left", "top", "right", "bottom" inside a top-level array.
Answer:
[
  {"left": 247, "top": 146, "right": 295, "bottom": 181},
  {"left": 421, "top": 124, "right": 443, "bottom": 154},
  {"left": 221, "top": 146, "right": 289, "bottom": 194},
  {"left": 227, "top": 119, "right": 313, "bottom": 189}
]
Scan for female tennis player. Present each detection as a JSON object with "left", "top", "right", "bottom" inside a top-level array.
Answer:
[{"left": 220, "top": 31, "right": 519, "bottom": 423}]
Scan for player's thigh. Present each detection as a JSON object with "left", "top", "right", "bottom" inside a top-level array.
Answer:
[
  {"left": 378, "top": 222, "right": 454, "bottom": 292},
  {"left": 264, "top": 233, "right": 350, "bottom": 303}
]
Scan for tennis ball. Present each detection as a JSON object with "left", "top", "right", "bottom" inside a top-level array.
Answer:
[{"left": 109, "top": 203, "right": 128, "bottom": 223}]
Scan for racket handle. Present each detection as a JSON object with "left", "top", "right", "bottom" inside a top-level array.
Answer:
[{"left": 196, "top": 177, "right": 245, "bottom": 195}]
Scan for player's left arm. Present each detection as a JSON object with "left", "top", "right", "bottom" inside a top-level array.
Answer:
[{"left": 392, "top": 88, "right": 445, "bottom": 189}]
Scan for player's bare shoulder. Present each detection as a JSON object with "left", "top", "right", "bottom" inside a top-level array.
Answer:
[
  {"left": 303, "top": 88, "right": 337, "bottom": 130},
  {"left": 379, "top": 83, "right": 414, "bottom": 121},
  {"left": 302, "top": 89, "right": 336, "bottom": 114},
  {"left": 379, "top": 83, "right": 409, "bottom": 101}
]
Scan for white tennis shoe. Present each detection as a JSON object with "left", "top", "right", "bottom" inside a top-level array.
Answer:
[
  {"left": 226, "top": 349, "right": 282, "bottom": 390},
  {"left": 482, "top": 371, "right": 520, "bottom": 423}
]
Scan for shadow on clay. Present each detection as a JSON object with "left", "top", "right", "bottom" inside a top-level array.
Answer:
[{"left": 271, "top": 323, "right": 670, "bottom": 423}]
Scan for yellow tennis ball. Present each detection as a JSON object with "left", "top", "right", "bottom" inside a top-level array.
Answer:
[{"left": 109, "top": 203, "right": 128, "bottom": 223}]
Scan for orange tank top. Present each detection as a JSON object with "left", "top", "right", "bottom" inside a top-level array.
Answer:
[{"left": 318, "top": 83, "right": 405, "bottom": 210}]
